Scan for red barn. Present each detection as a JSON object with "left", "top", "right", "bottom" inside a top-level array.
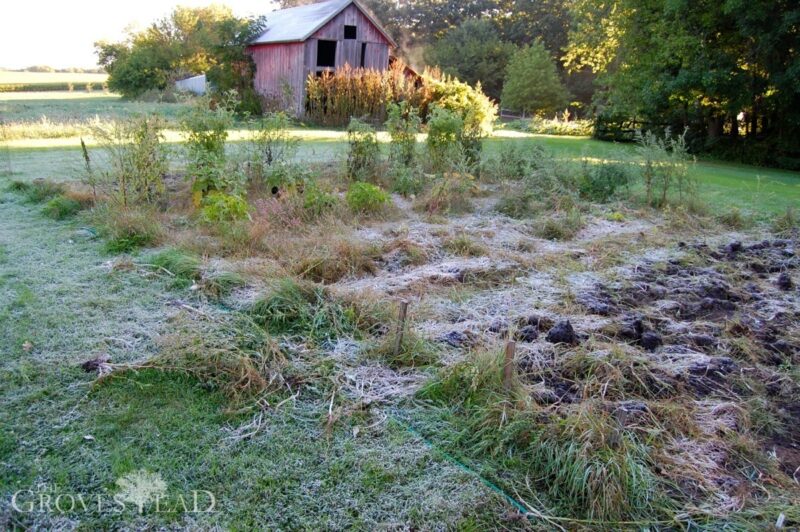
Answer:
[{"left": 247, "top": 0, "right": 397, "bottom": 115}]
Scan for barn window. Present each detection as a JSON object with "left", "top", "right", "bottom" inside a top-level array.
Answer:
[
  {"left": 317, "top": 40, "right": 337, "bottom": 67},
  {"left": 344, "top": 25, "right": 357, "bottom": 39},
  {"left": 360, "top": 43, "right": 367, "bottom": 68}
]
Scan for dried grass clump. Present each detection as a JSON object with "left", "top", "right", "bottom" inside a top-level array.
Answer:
[
  {"left": 249, "top": 278, "right": 388, "bottom": 343},
  {"left": 92, "top": 204, "right": 164, "bottom": 253},
  {"left": 294, "top": 238, "right": 381, "bottom": 283},
  {"left": 8, "top": 179, "right": 66, "bottom": 203},
  {"left": 771, "top": 206, "right": 797, "bottom": 237},
  {"left": 415, "top": 172, "right": 475, "bottom": 215},
  {"left": 716, "top": 207, "right": 753, "bottom": 230},
  {"left": 535, "top": 208, "right": 584, "bottom": 240},
  {"left": 559, "top": 347, "right": 676, "bottom": 401},
  {"left": 441, "top": 233, "right": 487, "bottom": 257},
  {"left": 42, "top": 190, "right": 95, "bottom": 220},
  {"left": 382, "top": 238, "right": 430, "bottom": 267},
  {"left": 419, "top": 346, "right": 666, "bottom": 522},
  {"left": 370, "top": 329, "right": 439, "bottom": 369},
  {"left": 149, "top": 313, "right": 288, "bottom": 402}
]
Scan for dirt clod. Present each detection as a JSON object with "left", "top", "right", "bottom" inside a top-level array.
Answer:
[
  {"left": 80, "top": 353, "right": 112, "bottom": 375},
  {"left": 545, "top": 320, "right": 579, "bottom": 345},
  {"left": 689, "top": 334, "right": 717, "bottom": 348},
  {"left": 515, "top": 325, "right": 539, "bottom": 343},
  {"left": 440, "top": 330, "right": 475, "bottom": 348},
  {"left": 777, "top": 272, "right": 793, "bottom": 291},
  {"left": 640, "top": 331, "right": 663, "bottom": 351}
]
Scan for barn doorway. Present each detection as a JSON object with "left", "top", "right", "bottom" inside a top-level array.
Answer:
[{"left": 317, "top": 40, "right": 337, "bottom": 68}]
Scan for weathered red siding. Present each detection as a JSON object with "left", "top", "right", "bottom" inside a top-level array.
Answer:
[
  {"left": 248, "top": 2, "right": 393, "bottom": 116},
  {"left": 311, "top": 4, "right": 387, "bottom": 43},
  {"left": 250, "top": 42, "right": 306, "bottom": 114}
]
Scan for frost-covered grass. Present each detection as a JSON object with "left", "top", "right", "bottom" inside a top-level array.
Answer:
[{"left": 0, "top": 185, "right": 499, "bottom": 529}]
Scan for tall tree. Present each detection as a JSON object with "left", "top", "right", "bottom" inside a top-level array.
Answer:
[
  {"left": 96, "top": 6, "right": 263, "bottom": 106},
  {"left": 501, "top": 41, "right": 570, "bottom": 115},
  {"left": 424, "top": 19, "right": 517, "bottom": 100},
  {"left": 567, "top": 0, "right": 800, "bottom": 164}
]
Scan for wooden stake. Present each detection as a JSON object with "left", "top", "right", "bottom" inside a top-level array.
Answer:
[
  {"left": 393, "top": 300, "right": 409, "bottom": 356},
  {"left": 503, "top": 340, "right": 516, "bottom": 392}
]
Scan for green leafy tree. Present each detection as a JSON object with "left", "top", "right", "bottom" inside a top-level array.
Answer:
[
  {"left": 567, "top": 0, "right": 800, "bottom": 167},
  {"left": 501, "top": 42, "right": 569, "bottom": 116},
  {"left": 95, "top": 6, "right": 262, "bottom": 107},
  {"left": 424, "top": 19, "right": 517, "bottom": 100}
]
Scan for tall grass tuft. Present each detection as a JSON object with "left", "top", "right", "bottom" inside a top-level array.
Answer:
[
  {"left": 419, "top": 348, "right": 664, "bottom": 522},
  {"left": 148, "top": 248, "right": 202, "bottom": 288},
  {"left": 93, "top": 205, "right": 163, "bottom": 253},
  {"left": 771, "top": 206, "right": 797, "bottom": 237},
  {"left": 249, "top": 278, "right": 376, "bottom": 343}
]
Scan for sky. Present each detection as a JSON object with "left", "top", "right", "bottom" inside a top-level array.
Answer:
[{"left": 0, "top": 0, "right": 279, "bottom": 69}]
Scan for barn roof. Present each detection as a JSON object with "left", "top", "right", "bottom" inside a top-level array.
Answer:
[{"left": 250, "top": 0, "right": 397, "bottom": 47}]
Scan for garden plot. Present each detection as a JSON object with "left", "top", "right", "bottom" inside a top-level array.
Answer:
[{"left": 314, "top": 203, "right": 799, "bottom": 516}]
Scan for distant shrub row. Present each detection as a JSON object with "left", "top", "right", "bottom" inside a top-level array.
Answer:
[
  {"left": 505, "top": 116, "right": 594, "bottom": 137},
  {"left": 0, "top": 82, "right": 102, "bottom": 92}
]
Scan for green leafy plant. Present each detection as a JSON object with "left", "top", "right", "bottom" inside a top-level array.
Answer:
[
  {"left": 180, "top": 91, "right": 241, "bottom": 203},
  {"left": 426, "top": 73, "right": 497, "bottom": 138},
  {"left": 302, "top": 182, "right": 339, "bottom": 218},
  {"left": 426, "top": 106, "right": 464, "bottom": 171},
  {"left": 385, "top": 102, "right": 421, "bottom": 167},
  {"left": 86, "top": 115, "right": 169, "bottom": 207},
  {"left": 389, "top": 163, "right": 426, "bottom": 197},
  {"left": 262, "top": 161, "right": 312, "bottom": 193},
  {"left": 579, "top": 161, "right": 630, "bottom": 202},
  {"left": 346, "top": 182, "right": 389, "bottom": 214},
  {"left": 246, "top": 112, "right": 298, "bottom": 179},
  {"left": 346, "top": 118, "right": 380, "bottom": 181},
  {"left": 635, "top": 128, "right": 695, "bottom": 208},
  {"left": 201, "top": 192, "right": 250, "bottom": 223}
]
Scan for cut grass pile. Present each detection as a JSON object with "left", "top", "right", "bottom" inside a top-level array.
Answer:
[{"left": 249, "top": 278, "right": 387, "bottom": 344}]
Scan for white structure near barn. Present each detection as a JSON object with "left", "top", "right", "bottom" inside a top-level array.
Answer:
[{"left": 175, "top": 74, "right": 207, "bottom": 95}]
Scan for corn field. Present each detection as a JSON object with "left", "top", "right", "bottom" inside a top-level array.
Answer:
[{"left": 305, "top": 62, "right": 433, "bottom": 126}]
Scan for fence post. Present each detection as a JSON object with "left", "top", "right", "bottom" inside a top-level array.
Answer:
[
  {"left": 503, "top": 341, "right": 516, "bottom": 392},
  {"left": 393, "top": 300, "right": 409, "bottom": 356}
]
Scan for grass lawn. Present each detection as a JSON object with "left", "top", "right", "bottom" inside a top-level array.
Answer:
[
  {"left": 0, "top": 189, "right": 498, "bottom": 528},
  {"left": 489, "top": 132, "right": 800, "bottom": 217},
  {"left": 0, "top": 92, "right": 189, "bottom": 131}
]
